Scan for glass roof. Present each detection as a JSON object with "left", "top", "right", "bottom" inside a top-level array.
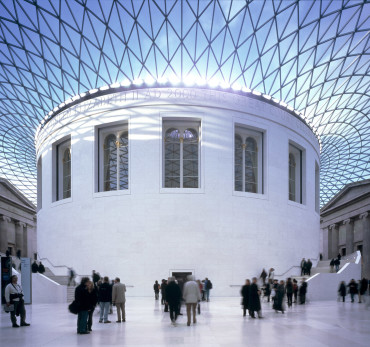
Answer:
[{"left": 0, "top": 0, "right": 369, "bottom": 207}]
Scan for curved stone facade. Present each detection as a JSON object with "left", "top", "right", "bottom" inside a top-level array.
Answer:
[{"left": 36, "top": 87, "right": 320, "bottom": 295}]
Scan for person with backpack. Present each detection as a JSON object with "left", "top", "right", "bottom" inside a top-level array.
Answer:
[{"left": 205, "top": 277, "right": 212, "bottom": 301}]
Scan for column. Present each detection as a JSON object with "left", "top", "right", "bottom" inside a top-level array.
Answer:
[
  {"left": 360, "top": 212, "right": 370, "bottom": 279},
  {"left": 344, "top": 218, "right": 354, "bottom": 254},
  {"left": 327, "top": 226, "right": 332, "bottom": 259},
  {"left": 23, "top": 224, "right": 29, "bottom": 258},
  {"left": 15, "top": 221, "right": 26, "bottom": 257},
  {"left": 0, "top": 215, "right": 11, "bottom": 253},
  {"left": 329, "top": 224, "right": 339, "bottom": 258}
]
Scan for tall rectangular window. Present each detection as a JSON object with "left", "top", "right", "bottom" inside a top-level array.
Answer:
[
  {"left": 55, "top": 138, "right": 71, "bottom": 201},
  {"left": 163, "top": 120, "right": 200, "bottom": 188},
  {"left": 289, "top": 143, "right": 303, "bottom": 203},
  {"left": 37, "top": 157, "right": 42, "bottom": 211},
  {"left": 98, "top": 124, "right": 128, "bottom": 192},
  {"left": 315, "top": 161, "right": 320, "bottom": 212},
  {"left": 234, "top": 125, "right": 263, "bottom": 194}
]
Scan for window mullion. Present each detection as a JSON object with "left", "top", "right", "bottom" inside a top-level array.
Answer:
[
  {"left": 180, "top": 136, "right": 184, "bottom": 188},
  {"left": 242, "top": 143, "right": 245, "bottom": 192}
]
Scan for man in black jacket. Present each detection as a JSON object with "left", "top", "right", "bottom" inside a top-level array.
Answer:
[
  {"left": 249, "top": 277, "right": 263, "bottom": 318},
  {"left": 98, "top": 276, "right": 112, "bottom": 323},
  {"left": 165, "top": 277, "right": 182, "bottom": 325},
  {"left": 75, "top": 277, "right": 90, "bottom": 334}
]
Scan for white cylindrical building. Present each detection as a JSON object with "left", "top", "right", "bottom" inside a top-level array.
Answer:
[{"left": 36, "top": 86, "right": 320, "bottom": 296}]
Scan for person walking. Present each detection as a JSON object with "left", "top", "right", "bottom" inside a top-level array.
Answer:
[
  {"left": 334, "top": 258, "right": 340, "bottom": 272},
  {"left": 205, "top": 278, "right": 212, "bottom": 301},
  {"left": 241, "top": 279, "right": 251, "bottom": 317},
  {"left": 293, "top": 279, "right": 298, "bottom": 303},
  {"left": 264, "top": 279, "right": 272, "bottom": 303},
  {"left": 4, "top": 275, "right": 30, "bottom": 328},
  {"left": 330, "top": 258, "right": 335, "bottom": 273},
  {"left": 161, "top": 279, "right": 167, "bottom": 305},
  {"left": 306, "top": 259, "right": 312, "bottom": 276},
  {"left": 112, "top": 277, "right": 126, "bottom": 322},
  {"left": 68, "top": 267, "right": 76, "bottom": 286},
  {"left": 183, "top": 275, "right": 201, "bottom": 326},
  {"left": 338, "top": 281, "right": 346, "bottom": 302},
  {"left": 300, "top": 258, "right": 306, "bottom": 276},
  {"left": 249, "top": 277, "right": 263, "bottom": 318},
  {"left": 348, "top": 279, "right": 358, "bottom": 303},
  {"left": 75, "top": 277, "right": 90, "bottom": 334},
  {"left": 165, "top": 277, "right": 182, "bottom": 325},
  {"left": 98, "top": 276, "right": 112, "bottom": 323},
  {"left": 286, "top": 277, "right": 293, "bottom": 307}
]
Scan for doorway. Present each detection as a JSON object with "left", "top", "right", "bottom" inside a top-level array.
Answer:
[{"left": 172, "top": 271, "right": 192, "bottom": 293}]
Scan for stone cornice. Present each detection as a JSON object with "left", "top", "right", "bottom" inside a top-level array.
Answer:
[{"left": 0, "top": 195, "right": 36, "bottom": 215}]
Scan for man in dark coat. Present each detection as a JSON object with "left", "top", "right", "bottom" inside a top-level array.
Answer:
[
  {"left": 161, "top": 279, "right": 167, "bottom": 305},
  {"left": 75, "top": 277, "right": 91, "bottom": 334},
  {"left": 31, "top": 261, "right": 39, "bottom": 273},
  {"left": 165, "top": 277, "right": 182, "bottom": 325},
  {"left": 347, "top": 279, "right": 358, "bottom": 303},
  {"left": 249, "top": 277, "right": 262, "bottom": 318},
  {"left": 241, "top": 279, "right": 250, "bottom": 317},
  {"left": 359, "top": 278, "right": 368, "bottom": 303},
  {"left": 273, "top": 280, "right": 285, "bottom": 313},
  {"left": 338, "top": 281, "right": 346, "bottom": 302},
  {"left": 306, "top": 259, "right": 312, "bottom": 276},
  {"left": 299, "top": 278, "right": 308, "bottom": 304},
  {"left": 98, "top": 276, "right": 112, "bottom": 323}
]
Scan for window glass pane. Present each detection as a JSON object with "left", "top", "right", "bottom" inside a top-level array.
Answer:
[
  {"left": 245, "top": 137, "right": 257, "bottom": 193},
  {"left": 183, "top": 177, "right": 198, "bottom": 188},
  {"left": 119, "top": 131, "right": 129, "bottom": 190},
  {"left": 289, "top": 153, "right": 296, "bottom": 201},
  {"left": 164, "top": 128, "right": 180, "bottom": 188},
  {"left": 235, "top": 134, "right": 243, "bottom": 191},
  {"left": 104, "top": 134, "right": 117, "bottom": 191},
  {"left": 62, "top": 148, "right": 71, "bottom": 199}
]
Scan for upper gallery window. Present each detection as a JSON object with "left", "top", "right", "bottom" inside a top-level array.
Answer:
[
  {"left": 163, "top": 120, "right": 200, "bottom": 188},
  {"left": 289, "top": 143, "right": 303, "bottom": 203},
  {"left": 234, "top": 125, "right": 263, "bottom": 194},
  {"left": 98, "top": 125, "right": 128, "bottom": 192},
  {"left": 56, "top": 138, "right": 71, "bottom": 201}
]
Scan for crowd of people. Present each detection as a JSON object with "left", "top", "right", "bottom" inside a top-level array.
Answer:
[
  {"left": 241, "top": 276, "right": 308, "bottom": 317},
  {"left": 338, "top": 278, "right": 369, "bottom": 303},
  {"left": 72, "top": 271, "right": 126, "bottom": 334},
  {"left": 330, "top": 254, "right": 342, "bottom": 273}
]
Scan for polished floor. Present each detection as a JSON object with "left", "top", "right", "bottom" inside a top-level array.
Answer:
[{"left": 1, "top": 296, "right": 369, "bottom": 347}]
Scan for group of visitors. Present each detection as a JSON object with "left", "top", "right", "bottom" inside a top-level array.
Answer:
[
  {"left": 73, "top": 272, "right": 126, "bottom": 334},
  {"left": 300, "top": 258, "right": 313, "bottom": 276},
  {"left": 330, "top": 254, "right": 342, "bottom": 273},
  {"left": 162, "top": 275, "right": 203, "bottom": 326},
  {"left": 338, "top": 278, "right": 369, "bottom": 303},
  {"left": 241, "top": 277, "right": 307, "bottom": 317},
  {"left": 31, "top": 260, "right": 45, "bottom": 274}
]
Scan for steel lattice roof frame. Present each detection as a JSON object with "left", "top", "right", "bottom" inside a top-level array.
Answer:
[{"left": 0, "top": 0, "right": 369, "bottom": 207}]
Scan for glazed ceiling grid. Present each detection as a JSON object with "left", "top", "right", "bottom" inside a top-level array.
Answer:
[{"left": 0, "top": 0, "right": 369, "bottom": 206}]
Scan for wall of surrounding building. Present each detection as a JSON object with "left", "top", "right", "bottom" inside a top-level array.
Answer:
[{"left": 36, "top": 88, "right": 320, "bottom": 295}]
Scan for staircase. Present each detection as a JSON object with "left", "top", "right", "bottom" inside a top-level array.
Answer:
[{"left": 43, "top": 267, "right": 76, "bottom": 303}]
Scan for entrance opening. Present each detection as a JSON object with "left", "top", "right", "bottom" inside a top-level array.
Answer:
[{"left": 172, "top": 271, "right": 192, "bottom": 293}]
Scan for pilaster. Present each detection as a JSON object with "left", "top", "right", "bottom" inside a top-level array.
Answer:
[
  {"left": 343, "top": 218, "right": 354, "bottom": 254},
  {"left": 360, "top": 212, "right": 370, "bottom": 278},
  {"left": 329, "top": 223, "right": 339, "bottom": 258},
  {"left": 0, "top": 215, "right": 11, "bottom": 253}
]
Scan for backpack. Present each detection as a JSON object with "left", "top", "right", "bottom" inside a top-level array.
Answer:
[{"left": 208, "top": 281, "right": 213, "bottom": 289}]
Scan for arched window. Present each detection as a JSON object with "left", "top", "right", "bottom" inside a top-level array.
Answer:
[
  {"left": 98, "top": 125, "right": 129, "bottom": 192},
  {"left": 163, "top": 121, "right": 200, "bottom": 188},
  {"left": 289, "top": 153, "right": 296, "bottom": 201},
  {"left": 234, "top": 126, "right": 263, "bottom": 194}
]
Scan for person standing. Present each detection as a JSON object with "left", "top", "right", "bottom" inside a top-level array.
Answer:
[
  {"left": 268, "top": 268, "right": 275, "bottom": 281},
  {"left": 4, "top": 275, "right": 30, "bottom": 328},
  {"left": 183, "top": 275, "right": 201, "bottom": 326},
  {"left": 31, "top": 261, "right": 39, "bottom": 273},
  {"left": 68, "top": 267, "right": 76, "bottom": 286},
  {"left": 293, "top": 279, "right": 298, "bottom": 303},
  {"left": 273, "top": 280, "right": 285, "bottom": 313},
  {"left": 286, "top": 277, "right": 293, "bottom": 307},
  {"left": 359, "top": 278, "right": 368, "bottom": 303},
  {"left": 241, "top": 279, "right": 250, "bottom": 317},
  {"left": 330, "top": 259, "right": 335, "bottom": 273},
  {"left": 38, "top": 261, "right": 45, "bottom": 274},
  {"left": 338, "top": 281, "right": 346, "bottom": 302},
  {"left": 165, "top": 277, "right": 182, "bottom": 325},
  {"left": 264, "top": 279, "right": 272, "bottom": 302},
  {"left": 205, "top": 278, "right": 212, "bottom": 301},
  {"left": 112, "top": 277, "right": 126, "bottom": 322},
  {"left": 260, "top": 269, "right": 267, "bottom": 285},
  {"left": 299, "top": 278, "right": 308, "bottom": 304},
  {"left": 249, "top": 277, "right": 263, "bottom": 318},
  {"left": 75, "top": 277, "right": 90, "bottom": 334},
  {"left": 153, "top": 280, "right": 160, "bottom": 300},
  {"left": 98, "top": 276, "right": 112, "bottom": 323},
  {"left": 92, "top": 270, "right": 100, "bottom": 289},
  {"left": 86, "top": 280, "right": 98, "bottom": 332},
  {"left": 300, "top": 258, "right": 306, "bottom": 276},
  {"left": 334, "top": 258, "right": 340, "bottom": 272},
  {"left": 306, "top": 259, "right": 312, "bottom": 276}
]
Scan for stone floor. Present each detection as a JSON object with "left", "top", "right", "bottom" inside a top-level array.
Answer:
[{"left": 1, "top": 296, "right": 369, "bottom": 346}]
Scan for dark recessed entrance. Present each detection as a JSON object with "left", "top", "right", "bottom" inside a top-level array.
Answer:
[{"left": 172, "top": 272, "right": 192, "bottom": 293}]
